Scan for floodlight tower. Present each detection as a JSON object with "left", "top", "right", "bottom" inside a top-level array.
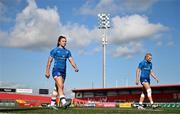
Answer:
[{"left": 98, "top": 13, "right": 110, "bottom": 88}]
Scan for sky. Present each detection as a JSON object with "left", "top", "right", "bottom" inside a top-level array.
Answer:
[{"left": 0, "top": 0, "right": 180, "bottom": 97}]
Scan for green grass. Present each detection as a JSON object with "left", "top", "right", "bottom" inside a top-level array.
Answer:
[{"left": 0, "top": 107, "right": 180, "bottom": 114}]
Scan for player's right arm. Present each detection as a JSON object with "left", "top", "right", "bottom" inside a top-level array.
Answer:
[
  {"left": 136, "top": 68, "right": 140, "bottom": 85},
  {"left": 45, "top": 56, "right": 53, "bottom": 79}
]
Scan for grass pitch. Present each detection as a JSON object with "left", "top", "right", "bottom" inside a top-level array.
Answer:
[{"left": 0, "top": 107, "right": 180, "bottom": 114}]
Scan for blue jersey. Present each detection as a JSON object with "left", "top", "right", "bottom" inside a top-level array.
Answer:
[
  {"left": 138, "top": 60, "right": 152, "bottom": 79},
  {"left": 50, "top": 47, "right": 72, "bottom": 70}
]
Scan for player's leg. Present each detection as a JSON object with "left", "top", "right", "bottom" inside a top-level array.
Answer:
[
  {"left": 138, "top": 87, "right": 146, "bottom": 109},
  {"left": 137, "top": 79, "right": 147, "bottom": 109},
  {"left": 139, "top": 87, "right": 146, "bottom": 105},
  {"left": 143, "top": 82, "right": 158, "bottom": 108},
  {"left": 143, "top": 82, "right": 154, "bottom": 105},
  {"left": 54, "top": 76, "right": 70, "bottom": 108},
  {"left": 60, "top": 76, "right": 71, "bottom": 108},
  {"left": 54, "top": 76, "right": 64, "bottom": 101},
  {"left": 50, "top": 85, "right": 58, "bottom": 106},
  {"left": 50, "top": 84, "right": 62, "bottom": 106},
  {"left": 48, "top": 84, "right": 58, "bottom": 110},
  {"left": 52, "top": 68, "right": 71, "bottom": 109},
  {"left": 55, "top": 84, "right": 60, "bottom": 106},
  {"left": 52, "top": 68, "right": 65, "bottom": 104}
]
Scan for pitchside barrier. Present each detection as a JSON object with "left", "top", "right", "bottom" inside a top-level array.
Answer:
[
  {"left": 0, "top": 99, "right": 43, "bottom": 107},
  {"left": 71, "top": 100, "right": 180, "bottom": 108},
  {"left": 133, "top": 102, "right": 180, "bottom": 108},
  {"left": 96, "top": 102, "right": 116, "bottom": 108},
  {"left": 119, "top": 102, "right": 132, "bottom": 108},
  {"left": 71, "top": 99, "right": 133, "bottom": 108},
  {"left": 71, "top": 101, "right": 132, "bottom": 108},
  {"left": 0, "top": 100, "right": 16, "bottom": 107},
  {"left": 159, "top": 103, "right": 180, "bottom": 108}
]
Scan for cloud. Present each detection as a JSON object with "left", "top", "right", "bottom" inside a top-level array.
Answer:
[
  {"left": 78, "top": 46, "right": 101, "bottom": 55},
  {"left": 0, "top": 1, "right": 11, "bottom": 23},
  {"left": 62, "top": 23, "right": 98, "bottom": 49},
  {"left": 0, "top": 0, "right": 167, "bottom": 58},
  {"left": 0, "top": 0, "right": 97, "bottom": 51},
  {"left": 0, "top": 31, "right": 8, "bottom": 43},
  {"left": 79, "top": 0, "right": 158, "bottom": 15},
  {"left": 123, "top": 0, "right": 158, "bottom": 13},
  {"left": 6, "top": 0, "right": 61, "bottom": 50},
  {"left": 0, "top": 0, "right": 20, "bottom": 23},
  {"left": 167, "top": 41, "right": 174, "bottom": 47},
  {"left": 110, "top": 15, "right": 168, "bottom": 45},
  {"left": 79, "top": 0, "right": 118, "bottom": 15},
  {"left": 108, "top": 14, "right": 168, "bottom": 58},
  {"left": 112, "top": 42, "right": 143, "bottom": 58}
]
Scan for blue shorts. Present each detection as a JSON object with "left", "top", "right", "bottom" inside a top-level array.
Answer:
[
  {"left": 140, "top": 77, "right": 150, "bottom": 85},
  {"left": 52, "top": 68, "right": 66, "bottom": 80}
]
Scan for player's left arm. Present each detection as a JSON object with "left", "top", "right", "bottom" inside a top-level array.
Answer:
[
  {"left": 150, "top": 70, "right": 159, "bottom": 83},
  {"left": 69, "top": 57, "right": 79, "bottom": 72}
]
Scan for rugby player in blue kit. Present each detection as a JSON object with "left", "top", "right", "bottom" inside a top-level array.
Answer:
[
  {"left": 45, "top": 36, "right": 79, "bottom": 109},
  {"left": 136, "top": 53, "right": 159, "bottom": 109}
]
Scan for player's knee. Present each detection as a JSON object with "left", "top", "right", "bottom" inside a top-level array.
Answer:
[
  {"left": 140, "top": 93, "right": 145, "bottom": 98},
  {"left": 147, "top": 88, "right": 152, "bottom": 97}
]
